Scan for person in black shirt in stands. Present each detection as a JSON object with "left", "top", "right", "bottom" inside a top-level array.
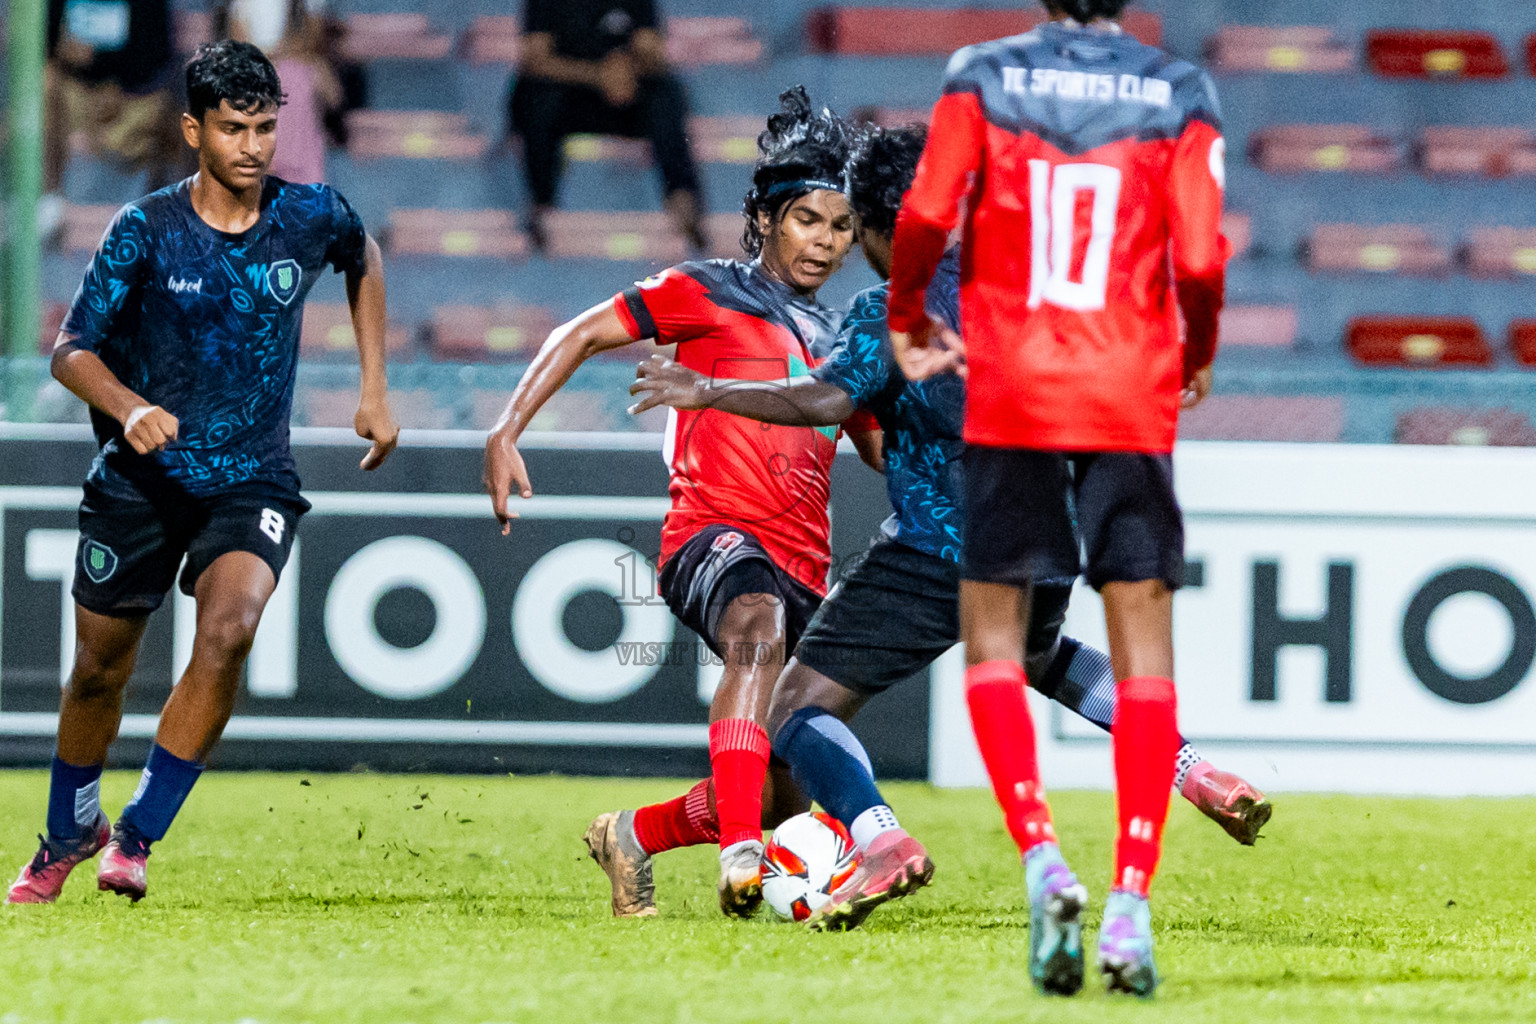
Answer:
[{"left": 509, "top": 0, "right": 706, "bottom": 253}]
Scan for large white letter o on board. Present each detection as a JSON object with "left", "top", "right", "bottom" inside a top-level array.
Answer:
[
  {"left": 513, "top": 539, "right": 674, "bottom": 703},
  {"left": 325, "top": 536, "right": 486, "bottom": 699}
]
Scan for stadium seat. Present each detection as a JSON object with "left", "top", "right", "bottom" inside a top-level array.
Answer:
[
  {"left": 61, "top": 204, "right": 117, "bottom": 254},
  {"left": 1223, "top": 212, "right": 1252, "bottom": 258},
  {"left": 1463, "top": 228, "right": 1536, "bottom": 279},
  {"left": 805, "top": 6, "right": 1161, "bottom": 56},
  {"left": 665, "top": 18, "right": 764, "bottom": 67},
  {"left": 174, "top": 9, "right": 213, "bottom": 53},
  {"left": 1395, "top": 407, "right": 1536, "bottom": 446},
  {"left": 387, "top": 209, "right": 527, "bottom": 259},
  {"left": 1364, "top": 30, "right": 1508, "bottom": 79},
  {"left": 563, "top": 115, "right": 763, "bottom": 166},
  {"left": 543, "top": 210, "right": 742, "bottom": 263},
  {"left": 1179, "top": 395, "right": 1344, "bottom": 442},
  {"left": 1528, "top": 34, "right": 1536, "bottom": 77},
  {"left": 1420, "top": 127, "right": 1536, "bottom": 177},
  {"left": 1305, "top": 225, "right": 1452, "bottom": 276},
  {"left": 430, "top": 304, "right": 558, "bottom": 361},
  {"left": 1249, "top": 125, "right": 1401, "bottom": 175},
  {"left": 340, "top": 14, "right": 453, "bottom": 61},
  {"left": 461, "top": 15, "right": 521, "bottom": 64},
  {"left": 1217, "top": 305, "right": 1298, "bottom": 348},
  {"left": 1346, "top": 316, "right": 1493, "bottom": 368},
  {"left": 1206, "top": 25, "right": 1355, "bottom": 74},
  {"left": 344, "top": 110, "right": 489, "bottom": 160},
  {"left": 460, "top": 16, "right": 761, "bottom": 67},
  {"left": 1508, "top": 320, "right": 1536, "bottom": 366},
  {"left": 300, "top": 303, "right": 412, "bottom": 359}
]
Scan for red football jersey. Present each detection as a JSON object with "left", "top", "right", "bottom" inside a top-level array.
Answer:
[
  {"left": 888, "top": 21, "right": 1229, "bottom": 453},
  {"left": 615, "top": 260, "right": 844, "bottom": 593}
]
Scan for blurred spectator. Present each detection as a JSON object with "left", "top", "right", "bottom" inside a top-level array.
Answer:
[
  {"left": 43, "top": 0, "right": 183, "bottom": 236},
  {"left": 509, "top": 0, "right": 705, "bottom": 253},
  {"left": 218, "top": 0, "right": 343, "bottom": 184}
]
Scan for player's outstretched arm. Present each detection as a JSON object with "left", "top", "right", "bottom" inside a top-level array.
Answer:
[
  {"left": 51, "top": 342, "right": 179, "bottom": 455},
  {"left": 627, "top": 354, "right": 855, "bottom": 427},
  {"left": 346, "top": 234, "right": 400, "bottom": 470},
  {"left": 484, "top": 302, "right": 638, "bottom": 533}
]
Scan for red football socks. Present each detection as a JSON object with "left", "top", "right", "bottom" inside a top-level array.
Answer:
[
  {"left": 709, "top": 718, "right": 771, "bottom": 850},
  {"left": 965, "top": 660, "right": 1056, "bottom": 854},
  {"left": 632, "top": 778, "right": 718, "bottom": 856},
  {"left": 1112, "top": 675, "right": 1180, "bottom": 897}
]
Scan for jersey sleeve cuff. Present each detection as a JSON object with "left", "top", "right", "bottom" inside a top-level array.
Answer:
[{"left": 616, "top": 288, "right": 656, "bottom": 341}]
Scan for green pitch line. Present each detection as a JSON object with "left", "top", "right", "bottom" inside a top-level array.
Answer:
[{"left": 0, "top": 772, "right": 1532, "bottom": 1024}]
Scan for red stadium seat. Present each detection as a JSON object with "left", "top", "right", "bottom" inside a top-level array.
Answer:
[
  {"left": 472, "top": 388, "right": 625, "bottom": 432},
  {"left": 1222, "top": 212, "right": 1252, "bottom": 258},
  {"left": 340, "top": 14, "right": 453, "bottom": 60},
  {"left": 344, "top": 110, "right": 489, "bottom": 160},
  {"left": 431, "top": 305, "right": 559, "bottom": 361},
  {"left": 1217, "top": 305, "right": 1297, "bottom": 348},
  {"left": 666, "top": 18, "right": 764, "bottom": 66},
  {"left": 544, "top": 210, "right": 742, "bottom": 264},
  {"left": 1206, "top": 25, "right": 1355, "bottom": 74},
  {"left": 300, "top": 303, "right": 412, "bottom": 359},
  {"left": 1528, "top": 34, "right": 1536, "bottom": 77},
  {"left": 61, "top": 204, "right": 117, "bottom": 254},
  {"left": 563, "top": 116, "right": 763, "bottom": 166},
  {"left": 387, "top": 209, "right": 528, "bottom": 259},
  {"left": 1508, "top": 321, "right": 1536, "bottom": 366},
  {"left": 1346, "top": 316, "right": 1492, "bottom": 368},
  {"left": 461, "top": 16, "right": 760, "bottom": 67},
  {"left": 461, "top": 16, "right": 522, "bottom": 64},
  {"left": 1420, "top": 127, "right": 1536, "bottom": 177},
  {"left": 1395, "top": 407, "right": 1536, "bottom": 446},
  {"left": 1180, "top": 395, "right": 1344, "bottom": 442},
  {"left": 806, "top": 6, "right": 1160, "bottom": 56},
  {"left": 1464, "top": 228, "right": 1536, "bottom": 279},
  {"left": 1249, "top": 125, "right": 1401, "bottom": 174},
  {"left": 174, "top": 9, "right": 213, "bottom": 53},
  {"left": 1365, "top": 30, "right": 1508, "bottom": 79},
  {"left": 1306, "top": 225, "right": 1452, "bottom": 276}
]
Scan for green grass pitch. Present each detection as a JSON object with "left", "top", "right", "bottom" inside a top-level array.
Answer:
[{"left": 0, "top": 772, "right": 1533, "bottom": 1024}]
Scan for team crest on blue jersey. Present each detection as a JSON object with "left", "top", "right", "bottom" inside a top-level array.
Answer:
[
  {"left": 267, "top": 259, "right": 302, "bottom": 306},
  {"left": 82, "top": 541, "right": 118, "bottom": 584}
]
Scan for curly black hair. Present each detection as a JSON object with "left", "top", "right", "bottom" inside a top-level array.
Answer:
[
  {"left": 740, "top": 86, "right": 856, "bottom": 258},
  {"left": 186, "top": 40, "right": 285, "bottom": 121},
  {"left": 846, "top": 124, "right": 927, "bottom": 238},
  {"left": 1042, "top": 0, "right": 1133, "bottom": 21}
]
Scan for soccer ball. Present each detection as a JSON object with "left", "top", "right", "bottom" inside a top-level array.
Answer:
[{"left": 760, "top": 811, "right": 859, "bottom": 921}]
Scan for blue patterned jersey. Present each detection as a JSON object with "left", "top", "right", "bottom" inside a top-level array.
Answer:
[
  {"left": 61, "top": 176, "right": 367, "bottom": 499},
  {"left": 814, "top": 249, "right": 966, "bottom": 562}
]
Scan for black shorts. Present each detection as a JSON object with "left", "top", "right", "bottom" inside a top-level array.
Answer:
[
  {"left": 657, "top": 524, "right": 823, "bottom": 661},
  {"left": 72, "top": 481, "right": 309, "bottom": 616},
  {"left": 795, "top": 537, "right": 1073, "bottom": 693},
  {"left": 962, "top": 447, "right": 1184, "bottom": 592}
]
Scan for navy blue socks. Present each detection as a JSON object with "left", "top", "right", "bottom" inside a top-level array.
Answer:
[
  {"left": 117, "top": 744, "right": 205, "bottom": 846},
  {"left": 773, "top": 706, "right": 902, "bottom": 846},
  {"left": 46, "top": 755, "right": 103, "bottom": 842}
]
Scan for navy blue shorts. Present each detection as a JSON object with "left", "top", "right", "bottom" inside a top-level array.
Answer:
[
  {"left": 962, "top": 447, "right": 1184, "bottom": 592},
  {"left": 657, "top": 524, "right": 823, "bottom": 661},
  {"left": 72, "top": 481, "right": 308, "bottom": 616},
  {"left": 795, "top": 537, "right": 1073, "bottom": 693}
]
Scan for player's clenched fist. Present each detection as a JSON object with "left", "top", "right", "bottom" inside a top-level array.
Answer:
[
  {"left": 122, "top": 405, "right": 179, "bottom": 454},
  {"left": 354, "top": 399, "right": 400, "bottom": 470}
]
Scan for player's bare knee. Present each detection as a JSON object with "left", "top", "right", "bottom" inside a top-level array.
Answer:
[
  {"left": 64, "top": 657, "right": 131, "bottom": 704},
  {"left": 193, "top": 606, "right": 263, "bottom": 667},
  {"left": 719, "top": 593, "right": 786, "bottom": 649}
]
